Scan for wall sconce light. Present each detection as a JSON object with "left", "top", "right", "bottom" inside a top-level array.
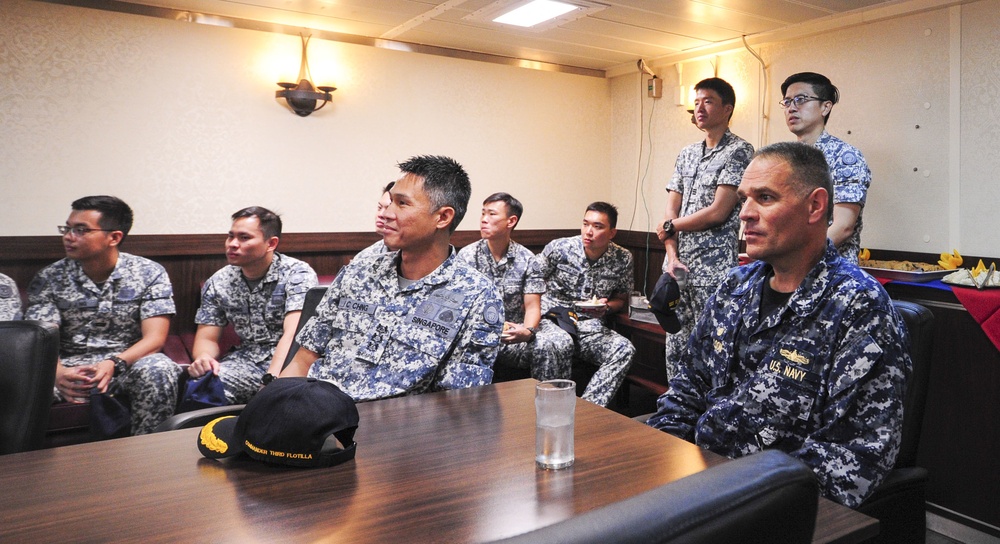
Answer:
[{"left": 276, "top": 34, "right": 336, "bottom": 117}]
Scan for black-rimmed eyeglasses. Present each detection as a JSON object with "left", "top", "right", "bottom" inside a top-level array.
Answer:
[
  {"left": 779, "top": 95, "right": 823, "bottom": 109},
  {"left": 58, "top": 225, "right": 113, "bottom": 237}
]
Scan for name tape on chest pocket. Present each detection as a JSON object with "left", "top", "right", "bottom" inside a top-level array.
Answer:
[{"left": 338, "top": 298, "right": 378, "bottom": 316}]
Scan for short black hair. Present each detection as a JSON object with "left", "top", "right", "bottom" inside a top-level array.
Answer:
[
  {"left": 397, "top": 155, "right": 471, "bottom": 233},
  {"left": 695, "top": 77, "right": 736, "bottom": 121},
  {"left": 483, "top": 192, "right": 523, "bottom": 229},
  {"left": 753, "top": 142, "right": 834, "bottom": 223},
  {"left": 585, "top": 201, "right": 619, "bottom": 229},
  {"left": 71, "top": 195, "right": 133, "bottom": 242},
  {"left": 232, "top": 206, "right": 282, "bottom": 239},
  {"left": 781, "top": 72, "right": 840, "bottom": 124},
  {"left": 382, "top": 181, "right": 395, "bottom": 194}
]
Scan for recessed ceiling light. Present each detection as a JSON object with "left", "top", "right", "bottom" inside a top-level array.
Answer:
[{"left": 493, "top": 0, "right": 578, "bottom": 28}]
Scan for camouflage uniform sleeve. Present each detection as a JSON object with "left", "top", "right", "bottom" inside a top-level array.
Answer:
[
  {"left": 194, "top": 274, "right": 228, "bottom": 326},
  {"left": 791, "top": 305, "right": 909, "bottom": 508},
  {"left": 526, "top": 245, "right": 556, "bottom": 290},
  {"left": 456, "top": 243, "right": 476, "bottom": 266},
  {"left": 433, "top": 282, "right": 503, "bottom": 391},
  {"left": 284, "top": 263, "right": 319, "bottom": 313},
  {"left": 719, "top": 141, "right": 754, "bottom": 187},
  {"left": 0, "top": 274, "right": 21, "bottom": 320},
  {"left": 295, "top": 278, "right": 341, "bottom": 356},
  {"left": 24, "top": 270, "right": 61, "bottom": 326},
  {"left": 613, "top": 248, "right": 634, "bottom": 297},
  {"left": 139, "top": 265, "right": 176, "bottom": 319}
]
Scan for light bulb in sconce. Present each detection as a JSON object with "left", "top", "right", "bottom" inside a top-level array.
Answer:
[{"left": 275, "top": 34, "right": 336, "bottom": 117}]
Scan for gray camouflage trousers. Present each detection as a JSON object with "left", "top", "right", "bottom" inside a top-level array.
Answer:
[
  {"left": 664, "top": 284, "right": 714, "bottom": 380},
  {"left": 534, "top": 318, "right": 635, "bottom": 407}
]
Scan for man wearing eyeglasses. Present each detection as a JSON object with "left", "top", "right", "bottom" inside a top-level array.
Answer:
[
  {"left": 25, "top": 195, "right": 182, "bottom": 435},
  {"left": 655, "top": 77, "right": 754, "bottom": 379},
  {"left": 781, "top": 72, "right": 872, "bottom": 264}
]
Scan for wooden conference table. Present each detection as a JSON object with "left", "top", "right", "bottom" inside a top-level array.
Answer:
[{"left": 0, "top": 379, "right": 876, "bottom": 543}]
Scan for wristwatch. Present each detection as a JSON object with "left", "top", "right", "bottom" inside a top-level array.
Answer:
[
  {"left": 109, "top": 355, "right": 128, "bottom": 377},
  {"left": 261, "top": 373, "right": 276, "bottom": 386},
  {"left": 662, "top": 219, "right": 676, "bottom": 238},
  {"left": 527, "top": 326, "right": 538, "bottom": 341}
]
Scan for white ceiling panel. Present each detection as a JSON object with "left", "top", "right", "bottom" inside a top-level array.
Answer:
[{"left": 43, "top": 0, "right": 961, "bottom": 75}]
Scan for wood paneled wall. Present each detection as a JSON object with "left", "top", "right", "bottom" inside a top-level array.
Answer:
[{"left": 2, "top": 229, "right": 670, "bottom": 335}]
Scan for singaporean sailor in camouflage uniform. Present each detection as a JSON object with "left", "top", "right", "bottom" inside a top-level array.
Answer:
[
  {"left": 284, "top": 156, "right": 503, "bottom": 400},
  {"left": 0, "top": 273, "right": 22, "bottom": 320},
  {"left": 781, "top": 72, "right": 872, "bottom": 264},
  {"left": 657, "top": 78, "right": 753, "bottom": 380},
  {"left": 646, "top": 143, "right": 910, "bottom": 508},
  {"left": 529, "top": 202, "right": 636, "bottom": 407},
  {"left": 354, "top": 181, "right": 396, "bottom": 262},
  {"left": 188, "top": 207, "right": 318, "bottom": 404},
  {"left": 458, "top": 193, "right": 551, "bottom": 380},
  {"left": 25, "top": 196, "right": 182, "bottom": 435}
]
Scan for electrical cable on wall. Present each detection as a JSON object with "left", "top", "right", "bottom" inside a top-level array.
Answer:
[
  {"left": 626, "top": 67, "right": 658, "bottom": 298},
  {"left": 742, "top": 35, "right": 768, "bottom": 148}
]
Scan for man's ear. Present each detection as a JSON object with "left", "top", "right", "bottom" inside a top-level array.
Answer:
[
  {"left": 609, "top": 227, "right": 618, "bottom": 240},
  {"left": 108, "top": 230, "right": 124, "bottom": 248},
  {"left": 807, "top": 187, "right": 829, "bottom": 225},
  {"left": 506, "top": 214, "right": 519, "bottom": 230},
  {"left": 266, "top": 236, "right": 279, "bottom": 253},
  {"left": 435, "top": 207, "right": 456, "bottom": 231}
]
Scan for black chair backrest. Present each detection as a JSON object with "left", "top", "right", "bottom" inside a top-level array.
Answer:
[
  {"left": 490, "top": 450, "right": 819, "bottom": 544},
  {"left": 0, "top": 320, "right": 59, "bottom": 454},
  {"left": 281, "top": 286, "right": 328, "bottom": 371},
  {"left": 891, "top": 300, "right": 934, "bottom": 469}
]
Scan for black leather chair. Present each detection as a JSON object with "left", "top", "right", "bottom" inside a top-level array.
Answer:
[
  {"left": 857, "top": 300, "right": 934, "bottom": 544},
  {"left": 281, "top": 286, "right": 327, "bottom": 370},
  {"left": 490, "top": 449, "right": 818, "bottom": 544},
  {"left": 0, "top": 320, "right": 59, "bottom": 454}
]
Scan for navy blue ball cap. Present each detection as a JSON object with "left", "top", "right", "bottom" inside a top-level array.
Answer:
[
  {"left": 649, "top": 273, "right": 682, "bottom": 334},
  {"left": 198, "top": 377, "right": 359, "bottom": 468}
]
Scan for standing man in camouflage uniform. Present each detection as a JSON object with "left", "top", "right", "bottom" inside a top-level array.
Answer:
[
  {"left": 25, "top": 196, "right": 182, "bottom": 435},
  {"left": 458, "top": 193, "right": 549, "bottom": 381},
  {"left": 0, "top": 273, "right": 21, "bottom": 320},
  {"left": 529, "top": 202, "right": 635, "bottom": 407},
  {"left": 187, "top": 206, "right": 318, "bottom": 403},
  {"left": 656, "top": 77, "right": 753, "bottom": 379},
  {"left": 781, "top": 72, "right": 871, "bottom": 263},
  {"left": 283, "top": 155, "right": 503, "bottom": 400},
  {"left": 355, "top": 181, "right": 396, "bottom": 261},
  {"left": 646, "top": 143, "right": 910, "bottom": 508}
]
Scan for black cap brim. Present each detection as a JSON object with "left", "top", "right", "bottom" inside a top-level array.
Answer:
[
  {"left": 651, "top": 307, "right": 682, "bottom": 334},
  {"left": 197, "top": 415, "right": 242, "bottom": 460}
]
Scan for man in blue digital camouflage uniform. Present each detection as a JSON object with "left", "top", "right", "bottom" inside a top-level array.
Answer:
[
  {"left": 283, "top": 156, "right": 503, "bottom": 400},
  {"left": 26, "top": 196, "right": 182, "bottom": 435},
  {"left": 458, "top": 192, "right": 550, "bottom": 381},
  {"left": 354, "top": 181, "right": 396, "bottom": 261},
  {"left": 657, "top": 77, "right": 753, "bottom": 380},
  {"left": 782, "top": 72, "right": 871, "bottom": 263},
  {"left": 646, "top": 143, "right": 910, "bottom": 508},
  {"left": 529, "top": 202, "right": 635, "bottom": 407},
  {"left": 187, "top": 206, "right": 318, "bottom": 403},
  {"left": 0, "top": 273, "right": 21, "bottom": 320}
]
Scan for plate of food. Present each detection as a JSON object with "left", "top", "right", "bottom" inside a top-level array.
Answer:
[
  {"left": 941, "top": 263, "right": 999, "bottom": 288},
  {"left": 859, "top": 259, "right": 950, "bottom": 283},
  {"left": 574, "top": 296, "right": 607, "bottom": 310}
]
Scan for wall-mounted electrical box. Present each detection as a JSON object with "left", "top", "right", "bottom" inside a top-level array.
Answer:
[{"left": 648, "top": 76, "right": 662, "bottom": 99}]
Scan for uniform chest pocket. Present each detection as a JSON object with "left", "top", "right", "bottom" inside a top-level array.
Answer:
[
  {"left": 394, "top": 327, "right": 451, "bottom": 361},
  {"left": 744, "top": 362, "right": 822, "bottom": 430},
  {"left": 554, "top": 264, "right": 580, "bottom": 287}
]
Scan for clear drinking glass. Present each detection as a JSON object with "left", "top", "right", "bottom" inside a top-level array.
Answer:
[{"left": 535, "top": 379, "right": 576, "bottom": 470}]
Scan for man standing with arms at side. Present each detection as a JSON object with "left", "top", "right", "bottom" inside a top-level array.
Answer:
[
  {"left": 781, "top": 72, "right": 871, "bottom": 263},
  {"left": 26, "top": 196, "right": 182, "bottom": 434},
  {"left": 647, "top": 143, "right": 910, "bottom": 508},
  {"left": 186, "top": 206, "right": 318, "bottom": 403},
  {"left": 656, "top": 77, "right": 753, "bottom": 379},
  {"left": 529, "top": 202, "right": 635, "bottom": 407},
  {"left": 283, "top": 155, "right": 503, "bottom": 399},
  {"left": 458, "top": 193, "right": 548, "bottom": 381}
]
